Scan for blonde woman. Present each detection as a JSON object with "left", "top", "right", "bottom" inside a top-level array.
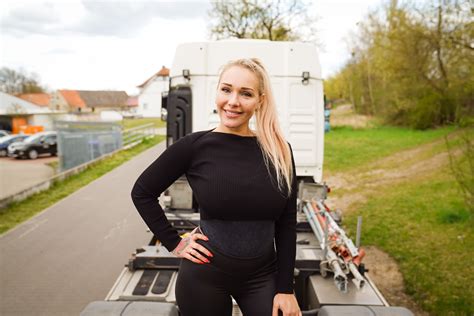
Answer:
[{"left": 132, "top": 58, "right": 301, "bottom": 316}]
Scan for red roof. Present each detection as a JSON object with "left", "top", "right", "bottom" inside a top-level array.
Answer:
[
  {"left": 59, "top": 90, "right": 86, "bottom": 108},
  {"left": 17, "top": 93, "right": 51, "bottom": 107},
  {"left": 127, "top": 96, "right": 138, "bottom": 107},
  {"left": 138, "top": 66, "right": 169, "bottom": 88}
]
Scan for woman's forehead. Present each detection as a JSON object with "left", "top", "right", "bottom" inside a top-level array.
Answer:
[{"left": 220, "top": 66, "right": 259, "bottom": 89}]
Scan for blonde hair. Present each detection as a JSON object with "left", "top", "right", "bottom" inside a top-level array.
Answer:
[{"left": 217, "top": 58, "right": 294, "bottom": 197}]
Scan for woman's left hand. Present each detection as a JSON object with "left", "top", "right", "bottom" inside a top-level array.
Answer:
[{"left": 272, "top": 293, "right": 302, "bottom": 316}]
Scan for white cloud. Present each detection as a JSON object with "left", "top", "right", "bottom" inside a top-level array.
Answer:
[{"left": 0, "top": 0, "right": 385, "bottom": 94}]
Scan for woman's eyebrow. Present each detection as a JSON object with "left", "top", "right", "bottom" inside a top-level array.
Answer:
[{"left": 221, "top": 82, "right": 255, "bottom": 92}]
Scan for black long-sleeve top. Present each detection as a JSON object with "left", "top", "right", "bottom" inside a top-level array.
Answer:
[{"left": 131, "top": 128, "right": 297, "bottom": 293}]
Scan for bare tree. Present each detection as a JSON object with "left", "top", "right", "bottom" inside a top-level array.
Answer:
[
  {"left": 0, "top": 67, "right": 45, "bottom": 95},
  {"left": 208, "top": 0, "right": 318, "bottom": 43}
]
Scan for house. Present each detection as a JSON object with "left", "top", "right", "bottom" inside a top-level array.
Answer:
[
  {"left": 17, "top": 93, "right": 51, "bottom": 108},
  {"left": 77, "top": 90, "right": 129, "bottom": 112},
  {"left": 50, "top": 90, "right": 84, "bottom": 112},
  {"left": 137, "top": 66, "right": 169, "bottom": 117},
  {"left": 0, "top": 92, "right": 68, "bottom": 133},
  {"left": 51, "top": 90, "right": 129, "bottom": 113}
]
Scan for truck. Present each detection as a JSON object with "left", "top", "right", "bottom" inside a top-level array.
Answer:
[{"left": 81, "top": 40, "right": 413, "bottom": 316}]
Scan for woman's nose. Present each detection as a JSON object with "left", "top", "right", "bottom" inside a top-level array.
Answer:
[{"left": 227, "top": 92, "right": 239, "bottom": 106}]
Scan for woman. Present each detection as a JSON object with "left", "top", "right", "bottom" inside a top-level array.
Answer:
[{"left": 131, "top": 58, "right": 301, "bottom": 316}]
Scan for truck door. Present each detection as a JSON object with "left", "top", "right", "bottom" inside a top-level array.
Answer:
[{"left": 164, "top": 86, "right": 192, "bottom": 146}]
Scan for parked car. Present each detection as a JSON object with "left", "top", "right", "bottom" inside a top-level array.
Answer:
[
  {"left": 0, "top": 130, "right": 11, "bottom": 138},
  {"left": 0, "top": 134, "right": 29, "bottom": 157},
  {"left": 8, "top": 131, "right": 58, "bottom": 159}
]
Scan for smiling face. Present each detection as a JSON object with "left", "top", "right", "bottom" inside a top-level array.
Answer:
[{"left": 215, "top": 65, "right": 263, "bottom": 135}]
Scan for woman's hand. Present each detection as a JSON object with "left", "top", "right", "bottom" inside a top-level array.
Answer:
[
  {"left": 272, "top": 293, "right": 302, "bottom": 316},
  {"left": 171, "top": 227, "right": 213, "bottom": 264}
]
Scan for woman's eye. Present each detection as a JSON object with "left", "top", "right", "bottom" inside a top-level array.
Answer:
[
  {"left": 241, "top": 92, "right": 252, "bottom": 97},
  {"left": 221, "top": 87, "right": 230, "bottom": 93}
]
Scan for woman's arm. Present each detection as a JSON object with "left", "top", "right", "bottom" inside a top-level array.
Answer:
[
  {"left": 274, "top": 143, "right": 298, "bottom": 294},
  {"left": 131, "top": 135, "right": 193, "bottom": 252}
]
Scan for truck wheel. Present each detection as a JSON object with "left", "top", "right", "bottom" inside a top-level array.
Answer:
[{"left": 28, "top": 149, "right": 38, "bottom": 159}]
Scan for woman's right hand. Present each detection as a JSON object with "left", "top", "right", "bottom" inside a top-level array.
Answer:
[{"left": 171, "top": 227, "right": 213, "bottom": 264}]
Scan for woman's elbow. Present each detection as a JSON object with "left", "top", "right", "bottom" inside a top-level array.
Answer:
[{"left": 130, "top": 180, "right": 142, "bottom": 203}]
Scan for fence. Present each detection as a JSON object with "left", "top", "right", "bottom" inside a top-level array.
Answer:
[
  {"left": 122, "top": 123, "right": 156, "bottom": 148},
  {"left": 0, "top": 122, "right": 160, "bottom": 208},
  {"left": 55, "top": 121, "right": 122, "bottom": 171}
]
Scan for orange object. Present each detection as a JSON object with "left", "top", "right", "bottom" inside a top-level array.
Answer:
[
  {"left": 18, "top": 125, "right": 44, "bottom": 135},
  {"left": 11, "top": 117, "right": 27, "bottom": 134},
  {"left": 353, "top": 248, "right": 366, "bottom": 265}
]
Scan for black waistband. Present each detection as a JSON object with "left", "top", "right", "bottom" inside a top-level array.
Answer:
[{"left": 195, "top": 227, "right": 277, "bottom": 277}]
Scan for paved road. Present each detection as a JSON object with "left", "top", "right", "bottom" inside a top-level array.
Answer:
[
  {"left": 0, "top": 156, "right": 57, "bottom": 200},
  {"left": 0, "top": 141, "right": 166, "bottom": 316}
]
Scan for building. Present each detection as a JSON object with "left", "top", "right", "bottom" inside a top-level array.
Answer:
[
  {"left": 137, "top": 66, "right": 169, "bottom": 117},
  {"left": 0, "top": 92, "right": 68, "bottom": 133},
  {"left": 51, "top": 90, "right": 129, "bottom": 113},
  {"left": 17, "top": 93, "right": 51, "bottom": 108}
]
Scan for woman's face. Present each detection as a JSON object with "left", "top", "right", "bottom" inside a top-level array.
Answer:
[{"left": 215, "top": 66, "right": 262, "bottom": 133}]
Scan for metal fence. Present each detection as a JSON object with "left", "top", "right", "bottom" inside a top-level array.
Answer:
[
  {"left": 55, "top": 121, "right": 123, "bottom": 172},
  {"left": 122, "top": 123, "right": 156, "bottom": 147}
]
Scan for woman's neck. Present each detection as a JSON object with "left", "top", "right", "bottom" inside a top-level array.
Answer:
[{"left": 213, "top": 125, "right": 255, "bottom": 137}]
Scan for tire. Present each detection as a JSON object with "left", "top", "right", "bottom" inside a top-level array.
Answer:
[{"left": 28, "top": 149, "right": 38, "bottom": 160}]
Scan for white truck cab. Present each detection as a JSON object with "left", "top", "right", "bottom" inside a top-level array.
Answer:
[{"left": 164, "top": 39, "right": 324, "bottom": 183}]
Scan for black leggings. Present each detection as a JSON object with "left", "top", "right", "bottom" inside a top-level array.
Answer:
[{"left": 175, "top": 232, "right": 279, "bottom": 316}]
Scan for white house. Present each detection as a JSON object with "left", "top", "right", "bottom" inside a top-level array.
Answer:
[{"left": 137, "top": 66, "right": 169, "bottom": 117}]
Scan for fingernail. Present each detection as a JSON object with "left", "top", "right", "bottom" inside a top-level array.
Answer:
[
  {"left": 205, "top": 258, "right": 210, "bottom": 263},
  {"left": 209, "top": 253, "right": 214, "bottom": 257}
]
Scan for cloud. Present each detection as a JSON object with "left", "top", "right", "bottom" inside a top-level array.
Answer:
[
  {"left": 1, "top": 2, "right": 63, "bottom": 37},
  {"left": 76, "top": 1, "right": 210, "bottom": 37},
  {"left": 1, "top": 0, "right": 210, "bottom": 38}
]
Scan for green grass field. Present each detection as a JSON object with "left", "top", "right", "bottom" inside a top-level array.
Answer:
[
  {"left": 324, "top": 125, "right": 473, "bottom": 315},
  {"left": 121, "top": 118, "right": 166, "bottom": 129},
  {"left": 0, "top": 136, "right": 164, "bottom": 234},
  {"left": 324, "top": 125, "right": 456, "bottom": 173}
]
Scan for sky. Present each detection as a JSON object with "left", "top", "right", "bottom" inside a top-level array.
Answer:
[{"left": 0, "top": 0, "right": 383, "bottom": 95}]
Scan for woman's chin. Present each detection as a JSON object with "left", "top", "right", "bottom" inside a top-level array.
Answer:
[{"left": 220, "top": 118, "right": 244, "bottom": 129}]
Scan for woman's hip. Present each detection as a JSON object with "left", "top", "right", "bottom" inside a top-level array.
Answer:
[{"left": 193, "top": 237, "right": 277, "bottom": 278}]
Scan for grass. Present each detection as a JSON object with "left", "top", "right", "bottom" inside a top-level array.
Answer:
[
  {"left": 324, "top": 125, "right": 455, "bottom": 173},
  {"left": 344, "top": 171, "right": 473, "bottom": 315},
  {"left": 121, "top": 118, "right": 166, "bottom": 129},
  {"left": 324, "top": 124, "right": 473, "bottom": 315},
  {"left": 0, "top": 135, "right": 164, "bottom": 234},
  {"left": 46, "top": 160, "right": 59, "bottom": 173}
]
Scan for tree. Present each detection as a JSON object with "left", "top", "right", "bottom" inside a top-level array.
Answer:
[
  {"left": 0, "top": 67, "right": 45, "bottom": 95},
  {"left": 325, "top": 0, "right": 473, "bottom": 129},
  {"left": 208, "top": 0, "right": 318, "bottom": 43}
]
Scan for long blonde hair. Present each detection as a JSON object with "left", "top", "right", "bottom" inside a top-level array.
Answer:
[{"left": 217, "top": 58, "right": 294, "bottom": 197}]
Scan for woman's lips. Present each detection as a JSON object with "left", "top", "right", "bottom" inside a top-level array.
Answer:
[{"left": 223, "top": 109, "right": 243, "bottom": 118}]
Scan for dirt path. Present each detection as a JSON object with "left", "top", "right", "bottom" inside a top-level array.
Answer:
[
  {"left": 330, "top": 104, "right": 374, "bottom": 128},
  {"left": 322, "top": 105, "right": 455, "bottom": 315}
]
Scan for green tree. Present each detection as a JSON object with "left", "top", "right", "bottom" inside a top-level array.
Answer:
[
  {"left": 325, "top": 0, "right": 473, "bottom": 129},
  {"left": 208, "top": 0, "right": 318, "bottom": 42},
  {"left": 0, "top": 67, "right": 45, "bottom": 95}
]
